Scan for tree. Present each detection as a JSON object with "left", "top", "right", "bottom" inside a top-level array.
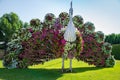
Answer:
[
  {"left": 0, "top": 12, "right": 23, "bottom": 41},
  {"left": 105, "top": 33, "right": 120, "bottom": 44},
  {"left": 23, "top": 22, "right": 29, "bottom": 28},
  {"left": 0, "top": 30, "right": 5, "bottom": 41}
]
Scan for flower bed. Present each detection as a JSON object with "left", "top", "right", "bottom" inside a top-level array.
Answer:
[{"left": 3, "top": 12, "right": 115, "bottom": 69}]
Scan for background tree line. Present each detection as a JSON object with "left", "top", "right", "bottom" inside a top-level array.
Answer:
[{"left": 105, "top": 33, "right": 120, "bottom": 44}]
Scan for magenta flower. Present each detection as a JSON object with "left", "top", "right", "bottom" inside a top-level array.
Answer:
[
  {"left": 61, "top": 39, "right": 66, "bottom": 45},
  {"left": 54, "top": 30, "right": 59, "bottom": 35}
]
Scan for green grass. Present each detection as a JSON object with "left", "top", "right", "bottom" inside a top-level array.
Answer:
[
  {"left": 0, "top": 58, "right": 120, "bottom": 80},
  {"left": 112, "top": 44, "right": 120, "bottom": 60}
]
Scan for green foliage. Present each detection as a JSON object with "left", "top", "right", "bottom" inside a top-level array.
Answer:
[
  {"left": 84, "top": 22, "right": 95, "bottom": 34},
  {"left": 95, "top": 31, "right": 105, "bottom": 43},
  {"left": 44, "top": 13, "right": 56, "bottom": 26},
  {"left": 102, "top": 42, "right": 112, "bottom": 55},
  {"left": 23, "top": 22, "right": 29, "bottom": 28},
  {"left": 73, "top": 15, "right": 84, "bottom": 28},
  {"left": 0, "top": 30, "right": 5, "bottom": 49},
  {"left": 30, "top": 18, "right": 42, "bottom": 31},
  {"left": 0, "top": 12, "right": 23, "bottom": 41},
  {"left": 30, "top": 18, "right": 41, "bottom": 27},
  {"left": 7, "top": 39, "right": 23, "bottom": 54},
  {"left": 0, "top": 30, "right": 5, "bottom": 41},
  {"left": 105, "top": 56, "right": 115, "bottom": 67},
  {"left": 112, "top": 44, "right": 120, "bottom": 60},
  {"left": 105, "top": 33, "right": 120, "bottom": 44},
  {"left": 18, "top": 58, "right": 29, "bottom": 68},
  {"left": 3, "top": 52, "right": 18, "bottom": 69},
  {"left": 59, "top": 12, "right": 69, "bottom": 26}
]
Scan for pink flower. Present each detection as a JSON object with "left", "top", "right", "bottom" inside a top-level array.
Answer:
[
  {"left": 61, "top": 39, "right": 66, "bottom": 45},
  {"left": 54, "top": 30, "right": 59, "bottom": 35}
]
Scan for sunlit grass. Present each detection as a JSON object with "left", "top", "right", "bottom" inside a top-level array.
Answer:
[{"left": 0, "top": 58, "right": 120, "bottom": 80}]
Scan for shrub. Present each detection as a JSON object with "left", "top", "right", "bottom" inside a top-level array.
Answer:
[{"left": 112, "top": 44, "right": 120, "bottom": 60}]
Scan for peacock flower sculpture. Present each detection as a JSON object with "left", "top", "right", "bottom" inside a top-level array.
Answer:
[{"left": 3, "top": 1, "right": 115, "bottom": 72}]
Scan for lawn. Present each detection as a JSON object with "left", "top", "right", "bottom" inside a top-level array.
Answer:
[{"left": 0, "top": 58, "right": 120, "bottom": 80}]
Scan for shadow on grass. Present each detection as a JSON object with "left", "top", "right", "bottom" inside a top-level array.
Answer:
[{"left": 0, "top": 67, "right": 103, "bottom": 80}]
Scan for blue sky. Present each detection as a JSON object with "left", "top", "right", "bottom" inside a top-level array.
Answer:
[{"left": 0, "top": 0, "right": 120, "bottom": 34}]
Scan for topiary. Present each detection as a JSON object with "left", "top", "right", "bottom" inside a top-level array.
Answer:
[{"left": 105, "top": 55, "right": 115, "bottom": 67}]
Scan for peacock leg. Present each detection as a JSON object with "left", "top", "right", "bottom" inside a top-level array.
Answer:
[
  {"left": 69, "top": 58, "right": 72, "bottom": 72},
  {"left": 62, "top": 54, "right": 65, "bottom": 72}
]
